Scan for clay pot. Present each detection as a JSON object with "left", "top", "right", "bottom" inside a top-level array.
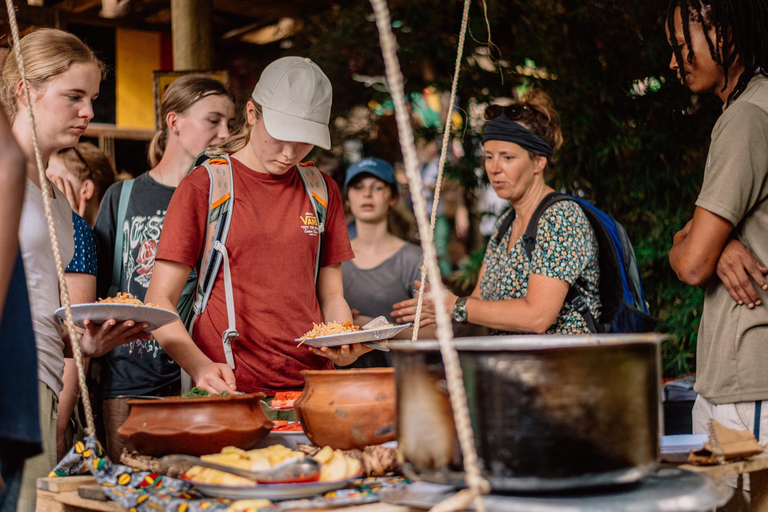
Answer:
[
  {"left": 118, "top": 393, "right": 273, "bottom": 457},
  {"left": 295, "top": 368, "right": 396, "bottom": 450}
]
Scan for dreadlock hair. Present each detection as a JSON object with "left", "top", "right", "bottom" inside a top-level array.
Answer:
[{"left": 667, "top": 0, "right": 768, "bottom": 105}]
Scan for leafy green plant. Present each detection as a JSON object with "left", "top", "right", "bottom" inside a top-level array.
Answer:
[{"left": 292, "top": 0, "right": 720, "bottom": 376}]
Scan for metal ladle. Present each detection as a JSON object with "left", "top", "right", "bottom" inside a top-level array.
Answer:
[{"left": 160, "top": 454, "right": 321, "bottom": 484}]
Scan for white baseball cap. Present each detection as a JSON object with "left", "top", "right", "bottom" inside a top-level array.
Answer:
[{"left": 251, "top": 57, "right": 333, "bottom": 150}]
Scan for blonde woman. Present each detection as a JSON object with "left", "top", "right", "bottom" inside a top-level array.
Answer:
[
  {"left": 146, "top": 57, "right": 371, "bottom": 398},
  {"left": 1, "top": 28, "right": 148, "bottom": 510},
  {"left": 93, "top": 74, "right": 234, "bottom": 462}
]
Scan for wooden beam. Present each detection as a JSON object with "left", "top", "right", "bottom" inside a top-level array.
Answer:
[
  {"left": 100, "top": 0, "right": 119, "bottom": 18},
  {"left": 0, "top": 3, "right": 57, "bottom": 28},
  {"left": 212, "top": 0, "right": 301, "bottom": 19},
  {"left": 84, "top": 122, "right": 154, "bottom": 141},
  {"left": 171, "top": 0, "right": 212, "bottom": 70},
  {"left": 0, "top": 2, "right": 167, "bottom": 32}
]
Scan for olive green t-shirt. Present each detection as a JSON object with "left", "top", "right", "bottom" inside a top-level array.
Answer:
[{"left": 695, "top": 74, "right": 768, "bottom": 404}]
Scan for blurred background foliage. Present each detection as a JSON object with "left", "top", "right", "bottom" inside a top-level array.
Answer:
[{"left": 289, "top": 0, "right": 723, "bottom": 377}]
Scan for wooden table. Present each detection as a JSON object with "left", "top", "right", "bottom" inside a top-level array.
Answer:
[
  {"left": 39, "top": 456, "right": 768, "bottom": 512},
  {"left": 36, "top": 476, "right": 417, "bottom": 512},
  {"left": 679, "top": 453, "right": 768, "bottom": 511}
]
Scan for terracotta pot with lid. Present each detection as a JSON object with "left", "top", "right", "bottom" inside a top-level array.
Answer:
[
  {"left": 118, "top": 392, "right": 273, "bottom": 457},
  {"left": 295, "top": 368, "right": 396, "bottom": 450}
]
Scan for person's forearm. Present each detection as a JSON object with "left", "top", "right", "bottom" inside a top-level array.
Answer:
[
  {"left": 670, "top": 236, "right": 717, "bottom": 286},
  {"left": 153, "top": 316, "right": 212, "bottom": 380},
  {"left": 465, "top": 296, "right": 557, "bottom": 334},
  {"left": 669, "top": 227, "right": 712, "bottom": 286},
  {"left": 145, "top": 260, "right": 213, "bottom": 379},
  {"left": 57, "top": 358, "right": 86, "bottom": 459},
  {"left": 320, "top": 294, "right": 353, "bottom": 324}
]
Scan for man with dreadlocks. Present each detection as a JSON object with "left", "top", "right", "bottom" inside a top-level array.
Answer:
[{"left": 668, "top": 0, "right": 768, "bottom": 454}]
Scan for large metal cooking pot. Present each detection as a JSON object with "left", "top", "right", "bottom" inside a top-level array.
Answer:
[{"left": 390, "top": 335, "right": 664, "bottom": 491}]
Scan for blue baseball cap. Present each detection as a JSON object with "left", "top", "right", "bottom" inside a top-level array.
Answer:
[{"left": 344, "top": 157, "right": 396, "bottom": 189}]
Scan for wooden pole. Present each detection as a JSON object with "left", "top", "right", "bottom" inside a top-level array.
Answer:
[{"left": 170, "top": 0, "right": 212, "bottom": 70}]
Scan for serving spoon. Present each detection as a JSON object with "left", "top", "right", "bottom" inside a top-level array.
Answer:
[{"left": 159, "top": 454, "right": 321, "bottom": 484}]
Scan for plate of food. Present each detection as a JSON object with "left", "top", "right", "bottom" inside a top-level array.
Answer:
[
  {"left": 269, "top": 391, "right": 302, "bottom": 411},
  {"left": 271, "top": 421, "right": 305, "bottom": 434},
  {"left": 296, "top": 320, "right": 411, "bottom": 348},
  {"left": 54, "top": 293, "right": 179, "bottom": 331},
  {"left": 189, "top": 477, "right": 355, "bottom": 500},
  {"left": 182, "top": 445, "right": 360, "bottom": 500}
]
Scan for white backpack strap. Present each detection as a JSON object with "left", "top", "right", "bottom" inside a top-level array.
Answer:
[
  {"left": 187, "top": 152, "right": 237, "bottom": 370},
  {"left": 214, "top": 240, "right": 237, "bottom": 369},
  {"left": 297, "top": 163, "right": 328, "bottom": 283}
]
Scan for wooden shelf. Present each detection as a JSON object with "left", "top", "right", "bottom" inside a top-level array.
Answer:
[{"left": 84, "top": 123, "right": 154, "bottom": 141}]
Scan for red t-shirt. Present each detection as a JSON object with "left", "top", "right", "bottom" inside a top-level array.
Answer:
[{"left": 156, "top": 158, "right": 354, "bottom": 394}]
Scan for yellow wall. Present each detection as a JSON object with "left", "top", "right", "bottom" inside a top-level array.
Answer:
[{"left": 116, "top": 28, "right": 160, "bottom": 129}]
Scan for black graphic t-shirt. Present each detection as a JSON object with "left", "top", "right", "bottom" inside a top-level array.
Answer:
[{"left": 94, "top": 172, "right": 189, "bottom": 398}]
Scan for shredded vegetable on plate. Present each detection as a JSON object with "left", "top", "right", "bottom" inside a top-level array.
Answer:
[{"left": 297, "top": 321, "right": 360, "bottom": 346}]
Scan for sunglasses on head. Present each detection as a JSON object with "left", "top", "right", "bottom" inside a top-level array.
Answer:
[{"left": 484, "top": 103, "right": 547, "bottom": 133}]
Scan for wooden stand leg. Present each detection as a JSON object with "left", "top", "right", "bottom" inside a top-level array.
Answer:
[{"left": 750, "top": 469, "right": 768, "bottom": 512}]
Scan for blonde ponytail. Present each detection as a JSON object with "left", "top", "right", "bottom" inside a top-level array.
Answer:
[{"left": 215, "top": 101, "right": 261, "bottom": 154}]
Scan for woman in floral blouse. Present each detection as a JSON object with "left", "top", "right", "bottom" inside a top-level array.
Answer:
[{"left": 392, "top": 90, "right": 600, "bottom": 335}]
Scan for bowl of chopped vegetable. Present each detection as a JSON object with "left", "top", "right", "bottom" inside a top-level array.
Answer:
[{"left": 118, "top": 389, "right": 274, "bottom": 457}]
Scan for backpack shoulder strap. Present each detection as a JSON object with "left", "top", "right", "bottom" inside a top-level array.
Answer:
[
  {"left": 493, "top": 209, "right": 516, "bottom": 246},
  {"left": 188, "top": 151, "right": 238, "bottom": 369},
  {"left": 521, "top": 192, "right": 603, "bottom": 333},
  {"left": 522, "top": 192, "right": 571, "bottom": 259},
  {"left": 108, "top": 179, "right": 134, "bottom": 297},
  {"left": 297, "top": 161, "right": 328, "bottom": 283}
]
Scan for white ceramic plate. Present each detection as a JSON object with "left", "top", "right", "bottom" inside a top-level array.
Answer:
[
  {"left": 54, "top": 303, "right": 180, "bottom": 331},
  {"left": 188, "top": 478, "right": 354, "bottom": 500},
  {"left": 296, "top": 323, "right": 411, "bottom": 348},
  {"left": 660, "top": 434, "right": 708, "bottom": 462}
]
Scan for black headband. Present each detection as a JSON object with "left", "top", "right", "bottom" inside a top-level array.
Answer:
[{"left": 482, "top": 115, "right": 553, "bottom": 158}]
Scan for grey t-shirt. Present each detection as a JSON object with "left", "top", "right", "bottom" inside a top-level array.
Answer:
[
  {"left": 695, "top": 74, "right": 768, "bottom": 404},
  {"left": 342, "top": 242, "right": 423, "bottom": 367}
]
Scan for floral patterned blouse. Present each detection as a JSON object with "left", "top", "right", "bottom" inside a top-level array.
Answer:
[{"left": 480, "top": 201, "right": 601, "bottom": 335}]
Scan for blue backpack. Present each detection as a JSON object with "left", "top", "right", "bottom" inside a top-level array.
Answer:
[{"left": 495, "top": 192, "right": 657, "bottom": 333}]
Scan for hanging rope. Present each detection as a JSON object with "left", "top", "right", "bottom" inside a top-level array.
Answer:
[
  {"left": 368, "top": 1, "right": 490, "bottom": 510},
  {"left": 3, "top": 1, "right": 96, "bottom": 438},
  {"left": 410, "top": 0, "right": 471, "bottom": 343}
]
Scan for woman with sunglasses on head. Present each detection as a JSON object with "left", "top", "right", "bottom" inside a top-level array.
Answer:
[
  {"left": 392, "top": 89, "right": 601, "bottom": 335},
  {"left": 92, "top": 74, "right": 235, "bottom": 462}
]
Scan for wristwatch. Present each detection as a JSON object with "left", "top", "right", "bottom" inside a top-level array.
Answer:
[{"left": 452, "top": 297, "right": 469, "bottom": 324}]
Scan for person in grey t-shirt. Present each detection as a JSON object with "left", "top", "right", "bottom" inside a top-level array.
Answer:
[{"left": 342, "top": 158, "right": 436, "bottom": 367}]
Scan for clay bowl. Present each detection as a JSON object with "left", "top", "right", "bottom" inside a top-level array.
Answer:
[
  {"left": 118, "top": 393, "right": 273, "bottom": 457},
  {"left": 295, "top": 368, "right": 396, "bottom": 450}
]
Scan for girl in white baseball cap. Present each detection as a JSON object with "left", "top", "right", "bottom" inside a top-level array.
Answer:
[{"left": 147, "top": 57, "right": 371, "bottom": 399}]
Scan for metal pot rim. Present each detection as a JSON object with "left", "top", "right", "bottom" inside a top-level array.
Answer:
[{"left": 388, "top": 333, "right": 669, "bottom": 352}]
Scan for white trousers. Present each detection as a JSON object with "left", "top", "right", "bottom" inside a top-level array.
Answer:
[{"left": 693, "top": 395, "right": 768, "bottom": 491}]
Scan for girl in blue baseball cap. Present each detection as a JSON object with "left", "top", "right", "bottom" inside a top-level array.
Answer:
[{"left": 342, "top": 158, "right": 436, "bottom": 367}]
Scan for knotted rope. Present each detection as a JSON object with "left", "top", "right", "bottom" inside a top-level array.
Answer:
[
  {"left": 368, "top": 0, "right": 490, "bottom": 510},
  {"left": 3, "top": 0, "right": 96, "bottom": 438}
]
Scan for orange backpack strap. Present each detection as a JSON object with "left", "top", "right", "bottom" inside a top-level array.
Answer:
[
  {"left": 297, "top": 162, "right": 328, "bottom": 283},
  {"left": 188, "top": 151, "right": 237, "bottom": 370}
]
